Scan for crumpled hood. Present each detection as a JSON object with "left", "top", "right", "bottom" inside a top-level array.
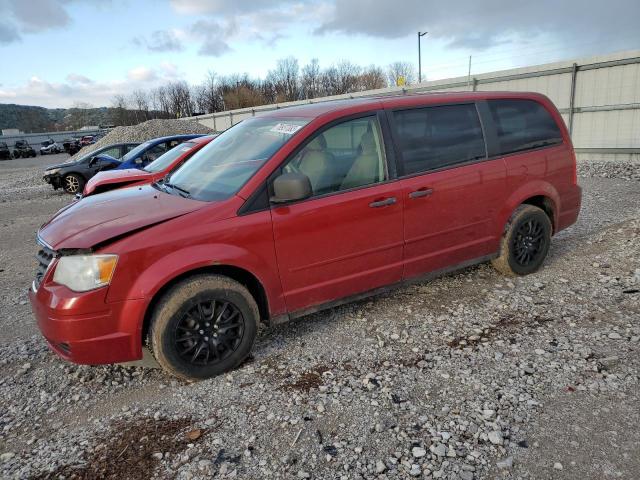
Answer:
[
  {"left": 45, "top": 160, "right": 78, "bottom": 171},
  {"left": 84, "top": 169, "right": 152, "bottom": 196},
  {"left": 39, "top": 184, "right": 204, "bottom": 250}
]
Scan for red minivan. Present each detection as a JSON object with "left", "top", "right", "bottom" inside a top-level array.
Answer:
[
  {"left": 82, "top": 135, "right": 217, "bottom": 197},
  {"left": 29, "top": 92, "right": 581, "bottom": 380}
]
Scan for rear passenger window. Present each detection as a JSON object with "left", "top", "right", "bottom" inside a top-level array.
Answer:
[
  {"left": 393, "top": 104, "right": 486, "bottom": 175},
  {"left": 488, "top": 100, "right": 563, "bottom": 155}
]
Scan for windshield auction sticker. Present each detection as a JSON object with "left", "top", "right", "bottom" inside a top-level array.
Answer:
[{"left": 270, "top": 123, "right": 303, "bottom": 135}]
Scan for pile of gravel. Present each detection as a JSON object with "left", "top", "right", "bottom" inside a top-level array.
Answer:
[
  {"left": 70, "top": 119, "right": 213, "bottom": 161},
  {"left": 577, "top": 160, "right": 640, "bottom": 181}
]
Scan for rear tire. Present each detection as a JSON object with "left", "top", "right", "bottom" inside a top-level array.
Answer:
[
  {"left": 491, "top": 205, "right": 552, "bottom": 276},
  {"left": 150, "top": 275, "right": 259, "bottom": 381},
  {"left": 63, "top": 173, "right": 84, "bottom": 194}
]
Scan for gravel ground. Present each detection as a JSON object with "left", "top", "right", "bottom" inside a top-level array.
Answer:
[
  {"left": 0, "top": 159, "right": 639, "bottom": 480},
  {"left": 70, "top": 119, "right": 214, "bottom": 161}
]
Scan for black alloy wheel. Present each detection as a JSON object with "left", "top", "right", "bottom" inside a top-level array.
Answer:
[
  {"left": 150, "top": 275, "right": 259, "bottom": 380},
  {"left": 511, "top": 218, "right": 547, "bottom": 267},
  {"left": 492, "top": 204, "right": 552, "bottom": 276},
  {"left": 173, "top": 299, "right": 244, "bottom": 366}
]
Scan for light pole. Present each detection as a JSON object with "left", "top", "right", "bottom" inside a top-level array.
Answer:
[{"left": 418, "top": 31, "right": 428, "bottom": 83}]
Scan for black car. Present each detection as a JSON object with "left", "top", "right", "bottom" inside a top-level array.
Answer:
[
  {"left": 13, "top": 140, "right": 36, "bottom": 158},
  {"left": 43, "top": 142, "right": 139, "bottom": 194},
  {"left": 62, "top": 138, "right": 82, "bottom": 156},
  {"left": 0, "top": 142, "right": 11, "bottom": 160}
]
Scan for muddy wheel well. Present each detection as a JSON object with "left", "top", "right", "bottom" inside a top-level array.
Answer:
[
  {"left": 141, "top": 265, "right": 269, "bottom": 345},
  {"left": 521, "top": 195, "right": 555, "bottom": 233}
]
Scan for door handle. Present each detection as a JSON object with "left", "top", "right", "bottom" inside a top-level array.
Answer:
[
  {"left": 369, "top": 197, "right": 397, "bottom": 208},
  {"left": 409, "top": 188, "right": 433, "bottom": 199}
]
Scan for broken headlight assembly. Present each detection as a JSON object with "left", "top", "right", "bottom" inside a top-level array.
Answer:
[{"left": 52, "top": 254, "right": 118, "bottom": 292}]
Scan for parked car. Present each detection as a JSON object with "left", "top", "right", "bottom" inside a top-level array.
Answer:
[
  {"left": 12, "top": 140, "right": 36, "bottom": 158},
  {"left": 82, "top": 135, "right": 217, "bottom": 197},
  {"left": 62, "top": 138, "right": 82, "bottom": 156},
  {"left": 43, "top": 143, "right": 139, "bottom": 194},
  {"left": 91, "top": 134, "right": 205, "bottom": 171},
  {"left": 0, "top": 142, "right": 11, "bottom": 160},
  {"left": 30, "top": 92, "right": 582, "bottom": 380},
  {"left": 80, "top": 135, "right": 96, "bottom": 146},
  {"left": 40, "top": 139, "right": 63, "bottom": 155}
]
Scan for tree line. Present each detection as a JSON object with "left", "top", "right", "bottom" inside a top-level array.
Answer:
[{"left": 110, "top": 57, "right": 416, "bottom": 124}]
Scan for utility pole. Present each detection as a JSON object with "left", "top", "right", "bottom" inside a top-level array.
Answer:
[
  {"left": 467, "top": 55, "right": 472, "bottom": 87},
  {"left": 418, "top": 31, "right": 428, "bottom": 83}
]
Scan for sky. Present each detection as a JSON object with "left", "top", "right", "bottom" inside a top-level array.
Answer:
[{"left": 1, "top": 0, "right": 639, "bottom": 108}]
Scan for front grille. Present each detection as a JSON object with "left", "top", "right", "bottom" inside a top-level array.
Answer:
[{"left": 34, "top": 243, "right": 56, "bottom": 290}]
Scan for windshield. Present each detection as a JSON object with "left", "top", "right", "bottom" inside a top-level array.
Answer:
[
  {"left": 144, "top": 142, "right": 197, "bottom": 173},
  {"left": 121, "top": 141, "right": 152, "bottom": 162},
  {"left": 165, "top": 117, "right": 310, "bottom": 201}
]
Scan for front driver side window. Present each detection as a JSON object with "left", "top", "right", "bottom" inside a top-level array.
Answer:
[{"left": 283, "top": 115, "right": 387, "bottom": 196}]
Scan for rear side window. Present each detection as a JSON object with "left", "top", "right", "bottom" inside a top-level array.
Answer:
[
  {"left": 393, "top": 104, "right": 486, "bottom": 175},
  {"left": 488, "top": 99, "right": 563, "bottom": 155}
]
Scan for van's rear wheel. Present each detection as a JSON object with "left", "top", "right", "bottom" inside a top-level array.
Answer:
[
  {"left": 492, "top": 204, "right": 552, "bottom": 276},
  {"left": 150, "top": 275, "right": 258, "bottom": 381}
]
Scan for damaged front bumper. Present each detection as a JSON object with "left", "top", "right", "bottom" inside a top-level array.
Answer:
[{"left": 43, "top": 174, "right": 63, "bottom": 190}]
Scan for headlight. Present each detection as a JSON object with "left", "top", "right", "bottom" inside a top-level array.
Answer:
[
  {"left": 53, "top": 255, "right": 118, "bottom": 292},
  {"left": 46, "top": 168, "right": 61, "bottom": 175}
]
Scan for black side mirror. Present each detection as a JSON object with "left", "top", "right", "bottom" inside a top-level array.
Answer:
[
  {"left": 271, "top": 172, "right": 312, "bottom": 204},
  {"left": 88, "top": 157, "right": 97, "bottom": 167}
]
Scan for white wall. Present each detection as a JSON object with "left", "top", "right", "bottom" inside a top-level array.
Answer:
[{"left": 185, "top": 50, "right": 640, "bottom": 162}]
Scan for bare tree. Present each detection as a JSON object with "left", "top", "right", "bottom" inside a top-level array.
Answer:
[
  {"left": 66, "top": 101, "right": 94, "bottom": 129},
  {"left": 131, "top": 89, "right": 150, "bottom": 121},
  {"left": 267, "top": 57, "right": 300, "bottom": 102},
  {"left": 335, "top": 61, "right": 361, "bottom": 93},
  {"left": 301, "top": 58, "right": 322, "bottom": 99},
  {"left": 110, "top": 95, "right": 131, "bottom": 126},
  {"left": 359, "top": 65, "right": 387, "bottom": 90},
  {"left": 387, "top": 61, "right": 416, "bottom": 87}
]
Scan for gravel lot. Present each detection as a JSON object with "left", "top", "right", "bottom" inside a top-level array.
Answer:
[{"left": 0, "top": 156, "right": 639, "bottom": 479}]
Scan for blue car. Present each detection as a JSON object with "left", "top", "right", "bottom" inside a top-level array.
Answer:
[{"left": 93, "top": 134, "right": 206, "bottom": 170}]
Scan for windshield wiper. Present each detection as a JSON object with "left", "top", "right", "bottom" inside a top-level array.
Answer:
[{"left": 164, "top": 182, "right": 192, "bottom": 198}]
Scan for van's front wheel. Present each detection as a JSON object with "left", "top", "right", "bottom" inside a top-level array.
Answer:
[
  {"left": 492, "top": 204, "right": 552, "bottom": 276},
  {"left": 150, "top": 275, "right": 258, "bottom": 381}
]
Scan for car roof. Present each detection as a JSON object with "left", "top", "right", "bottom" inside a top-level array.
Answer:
[
  {"left": 189, "top": 134, "right": 217, "bottom": 145},
  {"left": 260, "top": 91, "right": 550, "bottom": 120},
  {"left": 145, "top": 134, "right": 205, "bottom": 144}
]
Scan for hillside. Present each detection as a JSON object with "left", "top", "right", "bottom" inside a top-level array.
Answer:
[{"left": 0, "top": 104, "right": 170, "bottom": 133}]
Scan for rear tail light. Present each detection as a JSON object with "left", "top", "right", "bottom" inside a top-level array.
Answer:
[{"left": 570, "top": 149, "right": 578, "bottom": 185}]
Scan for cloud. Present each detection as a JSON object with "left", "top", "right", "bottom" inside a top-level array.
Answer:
[
  {"left": 170, "top": 0, "right": 325, "bottom": 54},
  {"left": 0, "top": 22, "right": 21, "bottom": 44},
  {"left": 0, "top": 0, "right": 112, "bottom": 44},
  {"left": 66, "top": 73, "right": 94, "bottom": 85},
  {"left": 127, "top": 66, "right": 158, "bottom": 82},
  {"left": 8, "top": 0, "right": 71, "bottom": 33},
  {"left": 316, "top": 0, "right": 640, "bottom": 52},
  {"left": 170, "top": 0, "right": 287, "bottom": 15},
  {"left": 0, "top": 61, "right": 188, "bottom": 108},
  {"left": 192, "top": 19, "right": 234, "bottom": 56},
  {"left": 134, "top": 29, "right": 185, "bottom": 52}
]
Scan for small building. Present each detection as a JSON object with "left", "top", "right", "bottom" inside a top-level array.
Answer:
[
  {"left": 79, "top": 125, "right": 99, "bottom": 131},
  {"left": 2, "top": 128, "right": 21, "bottom": 136}
]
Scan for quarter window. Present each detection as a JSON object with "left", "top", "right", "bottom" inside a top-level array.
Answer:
[
  {"left": 487, "top": 99, "right": 563, "bottom": 155},
  {"left": 283, "top": 116, "right": 387, "bottom": 196},
  {"left": 393, "top": 104, "right": 486, "bottom": 175}
]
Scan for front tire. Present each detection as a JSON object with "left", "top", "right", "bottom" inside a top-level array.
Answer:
[
  {"left": 63, "top": 173, "right": 84, "bottom": 194},
  {"left": 150, "top": 275, "right": 259, "bottom": 381},
  {"left": 491, "top": 205, "right": 552, "bottom": 276}
]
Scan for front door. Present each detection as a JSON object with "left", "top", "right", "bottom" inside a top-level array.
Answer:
[
  {"left": 389, "top": 103, "right": 507, "bottom": 279},
  {"left": 271, "top": 114, "right": 404, "bottom": 313}
]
